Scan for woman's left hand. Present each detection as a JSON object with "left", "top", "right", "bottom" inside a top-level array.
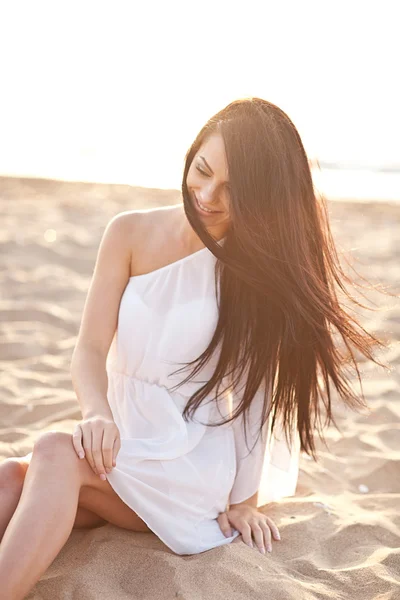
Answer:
[{"left": 217, "top": 504, "right": 281, "bottom": 554}]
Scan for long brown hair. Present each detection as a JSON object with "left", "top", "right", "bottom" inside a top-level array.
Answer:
[{"left": 167, "top": 97, "right": 393, "bottom": 460}]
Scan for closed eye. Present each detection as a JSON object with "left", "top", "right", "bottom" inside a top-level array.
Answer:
[
  {"left": 196, "top": 165, "right": 209, "bottom": 177},
  {"left": 196, "top": 164, "right": 231, "bottom": 194}
]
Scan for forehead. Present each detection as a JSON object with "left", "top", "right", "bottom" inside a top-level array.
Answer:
[{"left": 197, "top": 133, "right": 228, "bottom": 174}]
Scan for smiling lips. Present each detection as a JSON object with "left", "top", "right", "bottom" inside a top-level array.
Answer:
[{"left": 193, "top": 192, "right": 222, "bottom": 214}]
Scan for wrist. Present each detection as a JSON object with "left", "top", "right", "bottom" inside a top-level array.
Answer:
[
  {"left": 229, "top": 491, "right": 258, "bottom": 510},
  {"left": 82, "top": 409, "right": 114, "bottom": 420}
]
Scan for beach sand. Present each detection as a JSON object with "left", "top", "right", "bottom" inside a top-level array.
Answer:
[{"left": 0, "top": 176, "right": 399, "bottom": 599}]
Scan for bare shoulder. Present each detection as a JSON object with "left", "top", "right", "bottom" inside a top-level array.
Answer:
[
  {"left": 128, "top": 204, "right": 183, "bottom": 275},
  {"left": 123, "top": 204, "right": 184, "bottom": 274},
  {"left": 102, "top": 208, "right": 148, "bottom": 256},
  {"left": 132, "top": 203, "right": 182, "bottom": 239},
  {"left": 111, "top": 204, "right": 180, "bottom": 237},
  {"left": 105, "top": 209, "right": 140, "bottom": 237}
]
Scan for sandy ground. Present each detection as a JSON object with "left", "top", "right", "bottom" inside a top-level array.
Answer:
[{"left": 0, "top": 175, "right": 399, "bottom": 599}]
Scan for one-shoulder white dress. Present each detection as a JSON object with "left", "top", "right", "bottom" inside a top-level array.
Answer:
[{"left": 105, "top": 238, "right": 300, "bottom": 555}]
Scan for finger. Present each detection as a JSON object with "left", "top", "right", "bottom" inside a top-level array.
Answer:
[
  {"left": 91, "top": 426, "right": 107, "bottom": 479},
  {"left": 217, "top": 512, "right": 232, "bottom": 538},
  {"left": 250, "top": 521, "right": 266, "bottom": 554},
  {"left": 112, "top": 436, "right": 121, "bottom": 467},
  {"left": 102, "top": 427, "right": 116, "bottom": 473},
  {"left": 72, "top": 425, "right": 85, "bottom": 459},
  {"left": 259, "top": 520, "right": 273, "bottom": 553},
  {"left": 81, "top": 424, "right": 97, "bottom": 474},
  {"left": 265, "top": 516, "right": 281, "bottom": 541},
  {"left": 239, "top": 522, "right": 254, "bottom": 549}
]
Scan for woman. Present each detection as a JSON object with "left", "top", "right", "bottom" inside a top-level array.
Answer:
[{"left": 0, "top": 97, "right": 387, "bottom": 598}]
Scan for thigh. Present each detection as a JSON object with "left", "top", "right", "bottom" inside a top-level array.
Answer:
[
  {"left": 24, "top": 432, "right": 151, "bottom": 533},
  {"left": 9, "top": 452, "right": 106, "bottom": 530},
  {"left": 73, "top": 506, "right": 108, "bottom": 530},
  {"left": 78, "top": 485, "right": 151, "bottom": 532},
  {"left": 0, "top": 452, "right": 107, "bottom": 529}
]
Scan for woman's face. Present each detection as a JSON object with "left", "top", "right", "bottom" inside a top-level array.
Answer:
[{"left": 186, "top": 132, "right": 231, "bottom": 234}]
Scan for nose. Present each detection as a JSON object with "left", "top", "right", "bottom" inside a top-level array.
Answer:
[{"left": 197, "top": 183, "right": 220, "bottom": 207}]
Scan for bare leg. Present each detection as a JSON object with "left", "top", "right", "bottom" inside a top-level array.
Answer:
[
  {"left": 0, "top": 432, "right": 109, "bottom": 599},
  {"left": 0, "top": 454, "right": 106, "bottom": 543},
  {"left": 0, "top": 459, "right": 26, "bottom": 542},
  {"left": 0, "top": 431, "right": 148, "bottom": 599}
]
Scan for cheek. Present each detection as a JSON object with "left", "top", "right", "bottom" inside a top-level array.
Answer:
[
  {"left": 185, "top": 175, "right": 194, "bottom": 192},
  {"left": 186, "top": 168, "right": 198, "bottom": 189}
]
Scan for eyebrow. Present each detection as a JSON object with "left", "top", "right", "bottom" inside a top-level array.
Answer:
[
  {"left": 199, "top": 156, "right": 213, "bottom": 173},
  {"left": 199, "top": 155, "right": 230, "bottom": 185}
]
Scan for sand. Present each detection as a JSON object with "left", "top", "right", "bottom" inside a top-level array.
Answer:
[{"left": 0, "top": 175, "right": 399, "bottom": 599}]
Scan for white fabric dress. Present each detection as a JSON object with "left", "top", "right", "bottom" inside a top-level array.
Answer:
[{"left": 105, "top": 239, "right": 300, "bottom": 555}]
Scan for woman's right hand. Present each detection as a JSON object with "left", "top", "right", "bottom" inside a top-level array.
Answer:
[{"left": 72, "top": 415, "right": 121, "bottom": 480}]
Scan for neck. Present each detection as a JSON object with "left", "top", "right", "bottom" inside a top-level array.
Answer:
[{"left": 176, "top": 202, "right": 227, "bottom": 250}]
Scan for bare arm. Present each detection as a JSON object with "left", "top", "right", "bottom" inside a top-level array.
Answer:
[
  {"left": 70, "top": 351, "right": 112, "bottom": 419},
  {"left": 229, "top": 490, "right": 258, "bottom": 509},
  {"left": 70, "top": 211, "right": 135, "bottom": 419}
]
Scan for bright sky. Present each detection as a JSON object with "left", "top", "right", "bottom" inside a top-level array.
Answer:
[{"left": 0, "top": 0, "right": 398, "bottom": 191}]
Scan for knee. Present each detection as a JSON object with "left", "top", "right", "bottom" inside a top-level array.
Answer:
[
  {"left": 32, "top": 431, "right": 74, "bottom": 460},
  {"left": 0, "top": 458, "right": 27, "bottom": 491}
]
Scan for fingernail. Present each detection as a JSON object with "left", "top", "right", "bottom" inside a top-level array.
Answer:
[
  {"left": 267, "top": 545, "right": 272, "bottom": 553},
  {"left": 260, "top": 547, "right": 266, "bottom": 554},
  {"left": 100, "top": 474, "right": 106, "bottom": 480},
  {"left": 79, "top": 452, "right": 84, "bottom": 459},
  {"left": 276, "top": 534, "right": 281, "bottom": 540},
  {"left": 224, "top": 530, "right": 232, "bottom": 538},
  {"left": 248, "top": 541, "right": 253, "bottom": 548}
]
